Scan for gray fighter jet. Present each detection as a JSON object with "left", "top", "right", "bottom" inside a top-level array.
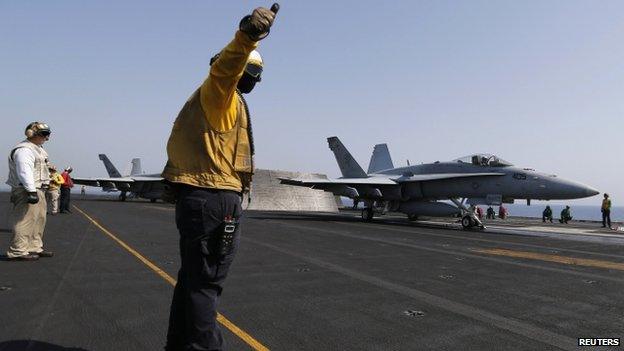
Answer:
[
  {"left": 73, "top": 154, "right": 164, "bottom": 202},
  {"left": 280, "top": 137, "right": 599, "bottom": 229}
]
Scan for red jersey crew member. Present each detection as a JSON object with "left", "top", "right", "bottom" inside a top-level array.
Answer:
[
  {"left": 161, "top": 4, "right": 279, "bottom": 351},
  {"left": 6, "top": 122, "right": 54, "bottom": 260},
  {"left": 60, "top": 166, "right": 74, "bottom": 213}
]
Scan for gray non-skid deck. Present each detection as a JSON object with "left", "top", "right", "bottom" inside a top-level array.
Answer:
[{"left": 1, "top": 193, "right": 623, "bottom": 350}]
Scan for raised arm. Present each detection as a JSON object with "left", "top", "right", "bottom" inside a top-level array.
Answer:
[{"left": 199, "top": 5, "right": 278, "bottom": 131}]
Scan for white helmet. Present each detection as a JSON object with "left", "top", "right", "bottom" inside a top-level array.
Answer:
[{"left": 245, "top": 50, "right": 263, "bottom": 78}]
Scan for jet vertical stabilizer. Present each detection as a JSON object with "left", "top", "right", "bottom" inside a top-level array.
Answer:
[
  {"left": 130, "top": 158, "right": 142, "bottom": 176},
  {"left": 98, "top": 154, "right": 122, "bottom": 178},
  {"left": 327, "top": 137, "right": 367, "bottom": 178},
  {"left": 368, "top": 143, "right": 394, "bottom": 174}
]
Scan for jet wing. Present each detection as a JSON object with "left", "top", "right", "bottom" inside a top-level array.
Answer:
[
  {"left": 73, "top": 176, "right": 163, "bottom": 191},
  {"left": 395, "top": 172, "right": 505, "bottom": 182},
  {"left": 279, "top": 177, "right": 397, "bottom": 187},
  {"left": 279, "top": 176, "right": 399, "bottom": 199},
  {"left": 72, "top": 177, "right": 101, "bottom": 187},
  {"left": 128, "top": 176, "right": 164, "bottom": 182}
]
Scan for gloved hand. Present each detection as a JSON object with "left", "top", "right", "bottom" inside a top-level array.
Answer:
[
  {"left": 239, "top": 3, "right": 279, "bottom": 41},
  {"left": 27, "top": 192, "right": 39, "bottom": 204}
]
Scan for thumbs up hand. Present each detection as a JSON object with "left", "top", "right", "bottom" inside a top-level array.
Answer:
[{"left": 240, "top": 3, "right": 280, "bottom": 41}]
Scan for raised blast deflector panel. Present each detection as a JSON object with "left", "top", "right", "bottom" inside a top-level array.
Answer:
[{"left": 248, "top": 169, "right": 339, "bottom": 212}]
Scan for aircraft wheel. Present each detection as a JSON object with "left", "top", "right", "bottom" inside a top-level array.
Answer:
[
  {"left": 150, "top": 199, "right": 157, "bottom": 203},
  {"left": 408, "top": 214, "right": 419, "bottom": 221},
  {"left": 461, "top": 215, "right": 474, "bottom": 229},
  {"left": 362, "top": 208, "right": 374, "bottom": 221}
]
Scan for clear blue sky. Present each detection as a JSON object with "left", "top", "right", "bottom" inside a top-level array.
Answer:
[{"left": 2, "top": 1, "right": 622, "bottom": 205}]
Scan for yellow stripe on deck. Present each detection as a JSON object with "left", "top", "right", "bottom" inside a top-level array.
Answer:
[
  {"left": 74, "top": 205, "right": 270, "bottom": 351},
  {"left": 473, "top": 248, "right": 624, "bottom": 271}
]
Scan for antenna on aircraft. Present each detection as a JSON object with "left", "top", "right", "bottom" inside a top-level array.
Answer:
[{"left": 406, "top": 159, "right": 410, "bottom": 166}]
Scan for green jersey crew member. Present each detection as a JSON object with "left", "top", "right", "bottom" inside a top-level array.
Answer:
[
  {"left": 161, "top": 4, "right": 279, "bottom": 351},
  {"left": 6, "top": 122, "right": 54, "bottom": 260}
]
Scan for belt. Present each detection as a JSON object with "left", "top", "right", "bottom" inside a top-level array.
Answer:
[{"left": 176, "top": 183, "right": 242, "bottom": 197}]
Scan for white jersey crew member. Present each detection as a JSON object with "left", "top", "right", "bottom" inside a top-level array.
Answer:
[{"left": 5, "top": 122, "right": 54, "bottom": 260}]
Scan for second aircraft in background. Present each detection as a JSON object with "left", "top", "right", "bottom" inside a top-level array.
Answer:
[{"left": 73, "top": 154, "right": 164, "bottom": 202}]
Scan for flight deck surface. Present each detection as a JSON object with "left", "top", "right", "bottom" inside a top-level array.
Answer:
[{"left": 1, "top": 193, "right": 623, "bottom": 351}]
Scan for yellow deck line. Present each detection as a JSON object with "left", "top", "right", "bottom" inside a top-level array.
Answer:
[
  {"left": 473, "top": 248, "right": 624, "bottom": 271},
  {"left": 73, "top": 205, "right": 269, "bottom": 351}
]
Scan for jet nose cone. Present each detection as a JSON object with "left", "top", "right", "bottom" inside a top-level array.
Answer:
[
  {"left": 586, "top": 186, "right": 600, "bottom": 197},
  {"left": 570, "top": 182, "right": 600, "bottom": 199},
  {"left": 549, "top": 177, "right": 601, "bottom": 199}
]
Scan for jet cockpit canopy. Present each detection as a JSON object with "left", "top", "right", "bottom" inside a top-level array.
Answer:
[{"left": 454, "top": 154, "right": 513, "bottom": 167}]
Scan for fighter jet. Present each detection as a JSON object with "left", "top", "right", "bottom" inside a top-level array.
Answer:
[
  {"left": 280, "top": 137, "right": 599, "bottom": 229},
  {"left": 73, "top": 154, "right": 164, "bottom": 202}
]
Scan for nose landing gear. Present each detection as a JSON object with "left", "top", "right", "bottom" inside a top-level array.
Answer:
[
  {"left": 461, "top": 215, "right": 482, "bottom": 230},
  {"left": 451, "top": 198, "right": 485, "bottom": 230}
]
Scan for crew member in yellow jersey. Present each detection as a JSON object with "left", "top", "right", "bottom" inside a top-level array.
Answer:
[
  {"left": 601, "top": 193, "right": 612, "bottom": 229},
  {"left": 162, "top": 4, "right": 279, "bottom": 350}
]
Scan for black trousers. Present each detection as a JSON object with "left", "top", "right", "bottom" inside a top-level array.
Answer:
[
  {"left": 165, "top": 186, "right": 242, "bottom": 351},
  {"left": 602, "top": 209, "right": 611, "bottom": 228},
  {"left": 60, "top": 187, "right": 71, "bottom": 212}
]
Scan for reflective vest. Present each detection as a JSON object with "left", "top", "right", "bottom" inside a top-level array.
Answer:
[
  {"left": 48, "top": 173, "right": 65, "bottom": 191},
  {"left": 602, "top": 199, "right": 611, "bottom": 210},
  {"left": 162, "top": 31, "right": 257, "bottom": 193},
  {"left": 7, "top": 140, "right": 50, "bottom": 189},
  {"left": 162, "top": 89, "right": 253, "bottom": 192}
]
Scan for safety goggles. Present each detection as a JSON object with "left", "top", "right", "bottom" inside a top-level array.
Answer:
[
  {"left": 245, "top": 63, "right": 262, "bottom": 79},
  {"left": 33, "top": 123, "right": 51, "bottom": 136}
]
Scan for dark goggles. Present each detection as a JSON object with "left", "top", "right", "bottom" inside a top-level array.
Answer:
[
  {"left": 38, "top": 130, "right": 51, "bottom": 137},
  {"left": 245, "top": 63, "right": 262, "bottom": 79}
]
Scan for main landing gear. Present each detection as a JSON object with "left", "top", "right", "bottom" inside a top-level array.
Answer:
[
  {"left": 361, "top": 207, "right": 374, "bottom": 221},
  {"left": 360, "top": 201, "right": 387, "bottom": 221}
]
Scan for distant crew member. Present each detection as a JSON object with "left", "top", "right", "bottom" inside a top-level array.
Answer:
[
  {"left": 601, "top": 193, "right": 612, "bottom": 229},
  {"left": 81, "top": 185, "right": 86, "bottom": 197},
  {"left": 475, "top": 206, "right": 483, "bottom": 219},
  {"left": 60, "top": 166, "right": 74, "bottom": 213},
  {"left": 486, "top": 206, "right": 495, "bottom": 219},
  {"left": 542, "top": 205, "right": 553, "bottom": 223},
  {"left": 559, "top": 205, "right": 572, "bottom": 224},
  {"left": 5, "top": 122, "right": 54, "bottom": 260},
  {"left": 498, "top": 205, "right": 508, "bottom": 219},
  {"left": 46, "top": 165, "right": 64, "bottom": 215},
  {"left": 161, "top": 4, "right": 279, "bottom": 351}
]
